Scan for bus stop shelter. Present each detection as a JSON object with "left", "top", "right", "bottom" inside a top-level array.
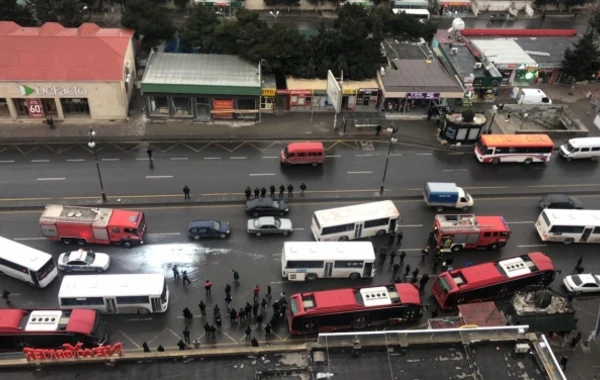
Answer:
[{"left": 342, "top": 111, "right": 387, "bottom": 132}]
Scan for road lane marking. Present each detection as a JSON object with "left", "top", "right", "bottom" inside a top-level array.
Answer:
[
  {"left": 397, "top": 224, "right": 424, "bottom": 228},
  {"left": 0, "top": 160, "right": 15, "bottom": 163},
  {"left": 249, "top": 173, "right": 275, "bottom": 176},
  {"left": 325, "top": 155, "right": 341, "bottom": 158},
  {"left": 170, "top": 157, "right": 188, "bottom": 161},
  {"left": 508, "top": 221, "right": 535, "bottom": 224},
  {"left": 292, "top": 228, "right": 305, "bottom": 231},
  {"left": 527, "top": 184, "right": 600, "bottom": 188},
  {"left": 146, "top": 175, "right": 173, "bottom": 179},
  {"left": 347, "top": 171, "right": 372, "bottom": 174},
  {"left": 230, "top": 157, "right": 247, "bottom": 160},
  {"left": 136, "top": 158, "right": 149, "bottom": 161},
  {"left": 31, "top": 159, "right": 50, "bottom": 162},
  {"left": 148, "top": 232, "right": 182, "bottom": 237},
  {"left": 37, "top": 178, "right": 65, "bottom": 181},
  {"left": 204, "top": 157, "right": 221, "bottom": 160},
  {"left": 356, "top": 154, "right": 373, "bottom": 157},
  {"left": 443, "top": 169, "right": 467, "bottom": 172},
  {"left": 517, "top": 244, "right": 547, "bottom": 248},
  {"left": 390, "top": 153, "right": 403, "bottom": 157},
  {"left": 14, "top": 237, "right": 46, "bottom": 241},
  {"left": 262, "top": 156, "right": 279, "bottom": 159},
  {"left": 66, "top": 159, "right": 85, "bottom": 162},
  {"left": 269, "top": 281, "right": 287, "bottom": 284},
  {"left": 101, "top": 158, "right": 120, "bottom": 161},
  {"left": 416, "top": 153, "right": 432, "bottom": 156},
  {"left": 125, "top": 317, "right": 152, "bottom": 322},
  {"left": 447, "top": 152, "right": 465, "bottom": 155}
]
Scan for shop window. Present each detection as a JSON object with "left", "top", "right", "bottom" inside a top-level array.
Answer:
[
  {"left": 261, "top": 96, "right": 274, "bottom": 110},
  {"left": 171, "top": 97, "right": 192, "bottom": 117},
  {"left": 0, "top": 98, "right": 9, "bottom": 118},
  {"left": 237, "top": 98, "right": 256, "bottom": 110},
  {"left": 61, "top": 98, "right": 90, "bottom": 116},
  {"left": 467, "top": 128, "right": 480, "bottom": 141},
  {"left": 14, "top": 99, "right": 29, "bottom": 117},
  {"left": 149, "top": 96, "right": 169, "bottom": 116},
  {"left": 42, "top": 99, "right": 58, "bottom": 116},
  {"left": 195, "top": 98, "right": 210, "bottom": 120}
]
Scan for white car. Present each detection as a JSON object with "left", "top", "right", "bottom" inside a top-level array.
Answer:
[
  {"left": 563, "top": 274, "right": 600, "bottom": 294},
  {"left": 247, "top": 216, "right": 293, "bottom": 236},
  {"left": 58, "top": 249, "right": 110, "bottom": 273}
]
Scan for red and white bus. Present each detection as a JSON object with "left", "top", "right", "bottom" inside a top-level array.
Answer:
[
  {"left": 475, "top": 134, "right": 554, "bottom": 164},
  {"left": 431, "top": 252, "right": 556, "bottom": 310},
  {"left": 0, "top": 309, "right": 107, "bottom": 351},
  {"left": 432, "top": 214, "right": 511, "bottom": 253},
  {"left": 287, "top": 283, "right": 422, "bottom": 335}
]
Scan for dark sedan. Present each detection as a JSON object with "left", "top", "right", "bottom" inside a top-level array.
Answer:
[
  {"left": 246, "top": 199, "right": 290, "bottom": 217},
  {"left": 539, "top": 194, "right": 583, "bottom": 210}
]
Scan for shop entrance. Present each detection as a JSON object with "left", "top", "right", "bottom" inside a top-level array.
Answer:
[{"left": 0, "top": 98, "right": 10, "bottom": 118}]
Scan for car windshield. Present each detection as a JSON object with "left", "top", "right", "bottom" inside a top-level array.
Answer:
[
  {"left": 212, "top": 221, "right": 221, "bottom": 230},
  {"left": 571, "top": 276, "right": 583, "bottom": 286},
  {"left": 61, "top": 255, "right": 70, "bottom": 264},
  {"left": 272, "top": 201, "right": 280, "bottom": 208},
  {"left": 275, "top": 219, "right": 281, "bottom": 227},
  {"left": 564, "top": 142, "right": 575, "bottom": 153},
  {"left": 84, "top": 252, "right": 95, "bottom": 264},
  {"left": 253, "top": 219, "right": 261, "bottom": 227}
]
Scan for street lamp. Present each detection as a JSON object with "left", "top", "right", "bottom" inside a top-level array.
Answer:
[
  {"left": 269, "top": 11, "right": 280, "bottom": 23},
  {"left": 486, "top": 105, "right": 498, "bottom": 134},
  {"left": 88, "top": 128, "right": 108, "bottom": 203},
  {"left": 379, "top": 133, "right": 398, "bottom": 195},
  {"left": 79, "top": 5, "right": 88, "bottom": 12},
  {"left": 519, "top": 113, "right": 528, "bottom": 131}
]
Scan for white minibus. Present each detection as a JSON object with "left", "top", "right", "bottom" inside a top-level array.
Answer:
[
  {"left": 536, "top": 209, "right": 600, "bottom": 244},
  {"left": 0, "top": 236, "right": 58, "bottom": 288},
  {"left": 559, "top": 137, "right": 600, "bottom": 161}
]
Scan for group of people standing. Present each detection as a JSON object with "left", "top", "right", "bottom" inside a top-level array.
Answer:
[{"left": 245, "top": 183, "right": 307, "bottom": 200}]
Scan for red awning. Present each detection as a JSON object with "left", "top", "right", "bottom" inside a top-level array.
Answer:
[{"left": 462, "top": 29, "right": 577, "bottom": 37}]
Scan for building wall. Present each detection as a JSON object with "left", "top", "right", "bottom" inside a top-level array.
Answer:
[
  {"left": 471, "top": 0, "right": 529, "bottom": 14},
  {"left": 120, "top": 38, "right": 137, "bottom": 113}
]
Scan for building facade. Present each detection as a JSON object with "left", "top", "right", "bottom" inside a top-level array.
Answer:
[{"left": 0, "top": 22, "right": 136, "bottom": 123}]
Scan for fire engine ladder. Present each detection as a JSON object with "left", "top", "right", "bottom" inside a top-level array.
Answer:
[
  {"left": 436, "top": 215, "right": 498, "bottom": 231},
  {"left": 41, "top": 208, "right": 106, "bottom": 224}
]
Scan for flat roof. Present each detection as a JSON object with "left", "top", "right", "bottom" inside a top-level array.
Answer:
[
  {"left": 470, "top": 39, "right": 536, "bottom": 66},
  {"left": 142, "top": 53, "right": 260, "bottom": 89},
  {"left": 514, "top": 37, "right": 579, "bottom": 68},
  {"left": 285, "top": 77, "right": 379, "bottom": 91},
  {"left": 313, "top": 200, "right": 399, "bottom": 227},
  {"left": 440, "top": 44, "right": 487, "bottom": 79},
  {"left": 382, "top": 38, "right": 427, "bottom": 60},
  {"left": 381, "top": 59, "right": 462, "bottom": 92}
]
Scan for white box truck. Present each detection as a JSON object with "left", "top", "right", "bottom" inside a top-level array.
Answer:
[{"left": 515, "top": 88, "right": 552, "bottom": 105}]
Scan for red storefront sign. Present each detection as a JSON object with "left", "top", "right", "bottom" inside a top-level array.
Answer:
[
  {"left": 26, "top": 98, "right": 45, "bottom": 119},
  {"left": 289, "top": 90, "right": 312, "bottom": 96},
  {"left": 213, "top": 99, "right": 234, "bottom": 119},
  {"left": 23, "top": 342, "right": 123, "bottom": 361}
]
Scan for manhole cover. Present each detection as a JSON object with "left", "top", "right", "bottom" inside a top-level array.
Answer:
[{"left": 360, "top": 141, "right": 374, "bottom": 151}]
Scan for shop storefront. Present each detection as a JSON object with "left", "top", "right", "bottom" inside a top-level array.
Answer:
[
  {"left": 141, "top": 52, "right": 261, "bottom": 121},
  {"left": 390, "top": 0, "right": 428, "bottom": 9},
  {"left": 0, "top": 22, "right": 135, "bottom": 122},
  {"left": 194, "top": 0, "right": 242, "bottom": 16},
  {"left": 470, "top": 40, "right": 538, "bottom": 87},
  {"left": 436, "top": 0, "right": 472, "bottom": 16}
]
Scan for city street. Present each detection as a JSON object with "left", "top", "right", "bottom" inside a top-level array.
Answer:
[
  {"left": 0, "top": 140, "right": 598, "bottom": 200},
  {"left": 1, "top": 197, "right": 599, "bottom": 351}
]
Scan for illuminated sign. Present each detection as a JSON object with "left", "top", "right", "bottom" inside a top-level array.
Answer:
[
  {"left": 23, "top": 342, "right": 123, "bottom": 361},
  {"left": 20, "top": 85, "right": 88, "bottom": 97},
  {"left": 262, "top": 89, "right": 276, "bottom": 97},
  {"left": 406, "top": 92, "right": 440, "bottom": 100}
]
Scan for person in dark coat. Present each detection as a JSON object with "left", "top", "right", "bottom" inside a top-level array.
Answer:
[
  {"left": 265, "top": 323, "right": 272, "bottom": 339},
  {"left": 177, "top": 339, "right": 186, "bottom": 351},
  {"left": 183, "top": 307, "right": 193, "bottom": 321},
  {"left": 279, "top": 185, "right": 285, "bottom": 198},
  {"left": 254, "top": 187, "right": 260, "bottom": 199},
  {"left": 230, "top": 308, "right": 238, "bottom": 323},
  {"left": 300, "top": 182, "right": 307, "bottom": 196},
  {"left": 183, "top": 185, "right": 190, "bottom": 200},
  {"left": 143, "top": 342, "right": 151, "bottom": 353},
  {"left": 287, "top": 184, "right": 294, "bottom": 198},
  {"left": 260, "top": 187, "right": 267, "bottom": 198},
  {"left": 251, "top": 337, "right": 259, "bottom": 347},
  {"left": 157, "top": 345, "right": 165, "bottom": 352},
  {"left": 269, "top": 185, "right": 276, "bottom": 198},
  {"left": 245, "top": 187, "right": 252, "bottom": 200}
]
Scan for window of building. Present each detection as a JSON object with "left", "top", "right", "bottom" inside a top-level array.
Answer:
[
  {"left": 149, "top": 96, "right": 170, "bottom": 116},
  {"left": 171, "top": 97, "right": 192, "bottom": 117},
  {"left": 237, "top": 98, "right": 256, "bottom": 110},
  {"left": 14, "top": 99, "right": 29, "bottom": 117},
  {"left": 42, "top": 99, "right": 58, "bottom": 116},
  {"left": 260, "top": 96, "right": 274, "bottom": 110},
  {"left": 195, "top": 97, "right": 210, "bottom": 120},
  {"left": 0, "top": 98, "right": 10, "bottom": 118},
  {"left": 60, "top": 98, "right": 90, "bottom": 117}
]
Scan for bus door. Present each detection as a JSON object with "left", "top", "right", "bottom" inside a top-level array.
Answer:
[
  {"left": 30, "top": 271, "right": 40, "bottom": 287},
  {"left": 354, "top": 224, "right": 363, "bottom": 239},
  {"left": 352, "top": 312, "right": 370, "bottom": 329},
  {"left": 389, "top": 218, "right": 397, "bottom": 234},
  {"left": 106, "top": 298, "right": 117, "bottom": 313},
  {"left": 324, "top": 262, "right": 334, "bottom": 277},
  {"left": 151, "top": 297, "right": 162, "bottom": 312},
  {"left": 580, "top": 227, "right": 593, "bottom": 242},
  {"left": 363, "top": 262, "right": 374, "bottom": 278},
  {"left": 302, "top": 317, "right": 318, "bottom": 334}
]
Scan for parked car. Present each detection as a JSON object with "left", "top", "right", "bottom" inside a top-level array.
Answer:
[
  {"left": 563, "top": 274, "right": 600, "bottom": 294},
  {"left": 58, "top": 249, "right": 110, "bottom": 273},
  {"left": 246, "top": 198, "right": 289, "bottom": 217},
  {"left": 188, "top": 219, "right": 231, "bottom": 239},
  {"left": 247, "top": 217, "right": 293, "bottom": 236},
  {"left": 539, "top": 194, "right": 583, "bottom": 210}
]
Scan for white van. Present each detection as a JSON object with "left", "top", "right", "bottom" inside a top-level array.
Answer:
[
  {"left": 516, "top": 88, "right": 552, "bottom": 105},
  {"left": 559, "top": 137, "right": 600, "bottom": 160}
]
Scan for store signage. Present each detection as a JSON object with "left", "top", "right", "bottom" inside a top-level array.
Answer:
[
  {"left": 213, "top": 99, "right": 234, "bottom": 119},
  {"left": 406, "top": 92, "right": 440, "bottom": 100},
  {"left": 25, "top": 98, "right": 46, "bottom": 119},
  {"left": 359, "top": 88, "right": 379, "bottom": 93},
  {"left": 20, "top": 85, "right": 88, "bottom": 97},
  {"left": 518, "top": 64, "right": 538, "bottom": 71},
  {"left": 262, "top": 89, "right": 276, "bottom": 97},
  {"left": 289, "top": 90, "right": 312, "bottom": 96},
  {"left": 23, "top": 342, "right": 123, "bottom": 361},
  {"left": 342, "top": 89, "right": 356, "bottom": 95}
]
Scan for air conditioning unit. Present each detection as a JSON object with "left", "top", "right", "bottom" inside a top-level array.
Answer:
[
  {"left": 514, "top": 343, "right": 529, "bottom": 354},
  {"left": 451, "top": 47, "right": 458, "bottom": 55},
  {"left": 474, "top": 62, "right": 483, "bottom": 69}
]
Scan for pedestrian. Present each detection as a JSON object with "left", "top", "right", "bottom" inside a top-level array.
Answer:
[
  {"left": 253, "top": 301, "right": 259, "bottom": 318},
  {"left": 183, "top": 185, "right": 190, "bottom": 200},
  {"left": 465, "top": 260, "right": 473, "bottom": 268},
  {"left": 210, "top": 325, "right": 217, "bottom": 338},
  {"left": 287, "top": 184, "right": 294, "bottom": 198},
  {"left": 182, "top": 270, "right": 191, "bottom": 285},
  {"left": 254, "top": 187, "right": 260, "bottom": 199},
  {"left": 273, "top": 300, "right": 280, "bottom": 315},
  {"left": 239, "top": 307, "right": 246, "bottom": 323},
  {"left": 245, "top": 187, "right": 252, "bottom": 200},
  {"left": 193, "top": 338, "right": 201, "bottom": 348},
  {"left": 253, "top": 285, "right": 261, "bottom": 302},
  {"left": 147, "top": 147, "right": 153, "bottom": 160},
  {"left": 379, "top": 246, "right": 387, "bottom": 263},
  {"left": 225, "top": 294, "right": 233, "bottom": 311},
  {"left": 232, "top": 270, "right": 240, "bottom": 285},
  {"left": 2, "top": 289, "right": 11, "bottom": 305},
  {"left": 375, "top": 125, "right": 382, "bottom": 136},
  {"left": 431, "top": 309, "right": 439, "bottom": 318},
  {"left": 428, "top": 229, "right": 437, "bottom": 244},
  {"left": 392, "top": 262, "right": 401, "bottom": 276},
  {"left": 421, "top": 246, "right": 429, "bottom": 262},
  {"left": 403, "top": 264, "right": 411, "bottom": 277},
  {"left": 172, "top": 264, "right": 180, "bottom": 279},
  {"left": 230, "top": 308, "right": 238, "bottom": 323},
  {"left": 433, "top": 254, "right": 441, "bottom": 272},
  {"left": 256, "top": 314, "right": 264, "bottom": 328},
  {"left": 204, "top": 280, "right": 212, "bottom": 296},
  {"left": 251, "top": 337, "right": 259, "bottom": 347},
  {"left": 399, "top": 251, "right": 406, "bottom": 266},
  {"left": 420, "top": 273, "right": 430, "bottom": 289},
  {"left": 215, "top": 316, "right": 222, "bottom": 329},
  {"left": 300, "top": 182, "right": 307, "bottom": 196},
  {"left": 245, "top": 326, "right": 252, "bottom": 342},
  {"left": 177, "top": 339, "right": 186, "bottom": 351},
  {"left": 183, "top": 326, "right": 191, "bottom": 344},
  {"left": 198, "top": 300, "right": 206, "bottom": 316},
  {"left": 269, "top": 185, "right": 276, "bottom": 198},
  {"left": 270, "top": 314, "right": 278, "bottom": 328},
  {"left": 389, "top": 250, "right": 396, "bottom": 265},
  {"left": 395, "top": 276, "right": 402, "bottom": 283},
  {"left": 260, "top": 187, "right": 267, "bottom": 198},
  {"left": 541, "top": 11, "right": 546, "bottom": 21},
  {"left": 143, "top": 342, "right": 151, "bottom": 353},
  {"left": 575, "top": 256, "right": 583, "bottom": 271},
  {"left": 183, "top": 307, "right": 193, "bottom": 321},
  {"left": 47, "top": 116, "right": 55, "bottom": 129},
  {"left": 203, "top": 322, "right": 211, "bottom": 338},
  {"left": 388, "top": 232, "right": 396, "bottom": 247},
  {"left": 567, "top": 293, "right": 574, "bottom": 303},
  {"left": 261, "top": 297, "right": 268, "bottom": 314},
  {"left": 279, "top": 303, "right": 287, "bottom": 320},
  {"left": 396, "top": 231, "right": 404, "bottom": 247},
  {"left": 279, "top": 185, "right": 285, "bottom": 198},
  {"left": 265, "top": 323, "right": 272, "bottom": 339},
  {"left": 225, "top": 283, "right": 231, "bottom": 296},
  {"left": 570, "top": 332, "right": 582, "bottom": 348},
  {"left": 213, "top": 304, "right": 220, "bottom": 318},
  {"left": 559, "top": 356, "right": 568, "bottom": 371},
  {"left": 157, "top": 345, "right": 165, "bottom": 352},
  {"left": 267, "top": 285, "right": 272, "bottom": 300}
]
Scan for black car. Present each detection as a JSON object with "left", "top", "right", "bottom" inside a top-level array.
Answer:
[
  {"left": 246, "top": 199, "right": 290, "bottom": 217},
  {"left": 188, "top": 219, "right": 231, "bottom": 239},
  {"left": 539, "top": 194, "right": 584, "bottom": 210}
]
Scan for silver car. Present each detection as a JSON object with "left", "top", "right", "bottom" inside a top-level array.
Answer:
[
  {"left": 58, "top": 249, "right": 111, "bottom": 273},
  {"left": 247, "top": 216, "right": 293, "bottom": 236}
]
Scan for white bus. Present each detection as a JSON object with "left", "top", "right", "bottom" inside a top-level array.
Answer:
[
  {"left": 392, "top": 8, "right": 430, "bottom": 21},
  {"left": 281, "top": 241, "right": 376, "bottom": 281},
  {"left": 0, "top": 236, "right": 58, "bottom": 288},
  {"left": 311, "top": 201, "right": 400, "bottom": 241},
  {"left": 536, "top": 209, "right": 600, "bottom": 244},
  {"left": 58, "top": 274, "right": 169, "bottom": 315}
]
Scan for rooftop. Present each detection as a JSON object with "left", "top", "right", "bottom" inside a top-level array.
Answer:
[
  {"left": 511, "top": 290, "right": 574, "bottom": 315},
  {"left": 0, "top": 21, "right": 133, "bottom": 82},
  {"left": 285, "top": 77, "right": 379, "bottom": 91},
  {"left": 514, "top": 37, "right": 579, "bottom": 68},
  {"left": 470, "top": 39, "right": 536, "bottom": 66},
  {"left": 380, "top": 60, "right": 462, "bottom": 93},
  {"left": 382, "top": 38, "right": 428, "bottom": 61}
]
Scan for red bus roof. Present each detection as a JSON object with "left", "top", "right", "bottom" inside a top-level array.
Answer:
[
  {"left": 479, "top": 134, "right": 554, "bottom": 148},
  {"left": 0, "top": 309, "right": 27, "bottom": 333},
  {"left": 109, "top": 209, "right": 144, "bottom": 227},
  {"left": 293, "top": 283, "right": 421, "bottom": 315},
  {"left": 67, "top": 309, "right": 97, "bottom": 335},
  {"left": 0, "top": 309, "right": 96, "bottom": 335},
  {"left": 285, "top": 142, "right": 324, "bottom": 152},
  {"left": 441, "top": 252, "right": 554, "bottom": 291}
]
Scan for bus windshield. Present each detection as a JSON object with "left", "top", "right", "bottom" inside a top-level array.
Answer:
[
  {"left": 437, "top": 277, "right": 451, "bottom": 294},
  {"left": 36, "top": 259, "right": 56, "bottom": 281},
  {"left": 289, "top": 297, "right": 299, "bottom": 315}
]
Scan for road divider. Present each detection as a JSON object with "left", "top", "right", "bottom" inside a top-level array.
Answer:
[{"left": 37, "top": 178, "right": 65, "bottom": 181}]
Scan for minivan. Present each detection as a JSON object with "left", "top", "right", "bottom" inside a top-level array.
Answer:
[
  {"left": 559, "top": 137, "right": 600, "bottom": 161},
  {"left": 280, "top": 142, "right": 325, "bottom": 166}
]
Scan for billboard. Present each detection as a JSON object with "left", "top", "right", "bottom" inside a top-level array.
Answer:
[{"left": 326, "top": 70, "right": 342, "bottom": 113}]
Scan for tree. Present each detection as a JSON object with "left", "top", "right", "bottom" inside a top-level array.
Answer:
[
  {"left": 179, "top": 5, "right": 221, "bottom": 51},
  {"left": 589, "top": 10, "right": 600, "bottom": 35},
  {"left": 27, "top": 0, "right": 89, "bottom": 27},
  {"left": 462, "top": 109, "right": 475, "bottom": 123},
  {"left": 561, "top": 32, "right": 600, "bottom": 82},
  {"left": 121, "top": 0, "right": 176, "bottom": 52},
  {"left": 173, "top": 0, "right": 189, "bottom": 9},
  {"left": 0, "top": 0, "right": 36, "bottom": 26}
]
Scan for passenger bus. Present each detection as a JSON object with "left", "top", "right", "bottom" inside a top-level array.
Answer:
[
  {"left": 392, "top": 8, "right": 430, "bottom": 21},
  {"left": 287, "top": 283, "right": 422, "bottom": 335},
  {"left": 474, "top": 134, "right": 554, "bottom": 164},
  {"left": 0, "top": 309, "right": 107, "bottom": 351},
  {"left": 431, "top": 252, "right": 556, "bottom": 310},
  {"left": 536, "top": 209, "right": 600, "bottom": 244},
  {"left": 281, "top": 241, "right": 376, "bottom": 281},
  {"left": 58, "top": 274, "right": 169, "bottom": 315},
  {"left": 311, "top": 201, "right": 400, "bottom": 241},
  {"left": 0, "top": 236, "right": 58, "bottom": 288}
]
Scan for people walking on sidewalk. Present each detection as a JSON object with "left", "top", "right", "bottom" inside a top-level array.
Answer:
[
  {"left": 230, "top": 308, "right": 238, "bottom": 323},
  {"left": 389, "top": 250, "right": 396, "bottom": 265},
  {"left": 245, "top": 187, "right": 252, "bottom": 200},
  {"left": 421, "top": 246, "right": 429, "bottom": 262},
  {"left": 260, "top": 187, "right": 267, "bottom": 198},
  {"left": 575, "top": 256, "right": 583, "bottom": 272},
  {"left": 300, "top": 182, "right": 307, "bottom": 196},
  {"left": 254, "top": 187, "right": 260, "bottom": 199},
  {"left": 287, "top": 184, "right": 294, "bottom": 198},
  {"left": 245, "top": 302, "right": 252, "bottom": 318},
  {"left": 270, "top": 185, "right": 276, "bottom": 198},
  {"left": 183, "top": 307, "right": 193, "bottom": 321},
  {"left": 183, "top": 185, "right": 190, "bottom": 200},
  {"left": 182, "top": 271, "right": 191, "bottom": 285},
  {"left": 245, "top": 326, "right": 252, "bottom": 342},
  {"left": 172, "top": 265, "right": 180, "bottom": 279},
  {"left": 225, "top": 293, "right": 233, "bottom": 311},
  {"left": 204, "top": 280, "right": 212, "bottom": 296},
  {"left": 213, "top": 304, "right": 220, "bottom": 318},
  {"left": 225, "top": 283, "right": 231, "bottom": 296},
  {"left": 232, "top": 270, "right": 240, "bottom": 285},
  {"left": 378, "top": 246, "right": 387, "bottom": 264},
  {"left": 253, "top": 302, "right": 259, "bottom": 319},
  {"left": 265, "top": 323, "right": 272, "bottom": 339},
  {"left": 198, "top": 300, "right": 206, "bottom": 316},
  {"left": 399, "top": 251, "right": 406, "bottom": 266},
  {"left": 183, "top": 326, "right": 191, "bottom": 344},
  {"left": 46, "top": 116, "right": 55, "bottom": 129},
  {"left": 253, "top": 285, "right": 261, "bottom": 302},
  {"left": 215, "top": 315, "right": 222, "bottom": 329},
  {"left": 396, "top": 231, "right": 404, "bottom": 247},
  {"left": 177, "top": 339, "right": 186, "bottom": 351},
  {"left": 403, "top": 264, "right": 411, "bottom": 277},
  {"left": 256, "top": 314, "right": 264, "bottom": 328},
  {"left": 267, "top": 285, "right": 272, "bottom": 300},
  {"left": 392, "top": 262, "right": 401, "bottom": 276},
  {"left": 279, "top": 185, "right": 285, "bottom": 198},
  {"left": 239, "top": 307, "right": 246, "bottom": 323},
  {"left": 261, "top": 297, "right": 268, "bottom": 314},
  {"left": 419, "top": 274, "right": 430, "bottom": 290},
  {"left": 146, "top": 148, "right": 153, "bottom": 160}
]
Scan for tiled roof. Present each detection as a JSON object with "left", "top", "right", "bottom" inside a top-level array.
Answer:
[{"left": 0, "top": 22, "right": 134, "bottom": 82}]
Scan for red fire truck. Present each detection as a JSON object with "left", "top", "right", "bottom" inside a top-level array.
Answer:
[
  {"left": 40, "top": 205, "right": 146, "bottom": 248},
  {"left": 432, "top": 214, "right": 510, "bottom": 253}
]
